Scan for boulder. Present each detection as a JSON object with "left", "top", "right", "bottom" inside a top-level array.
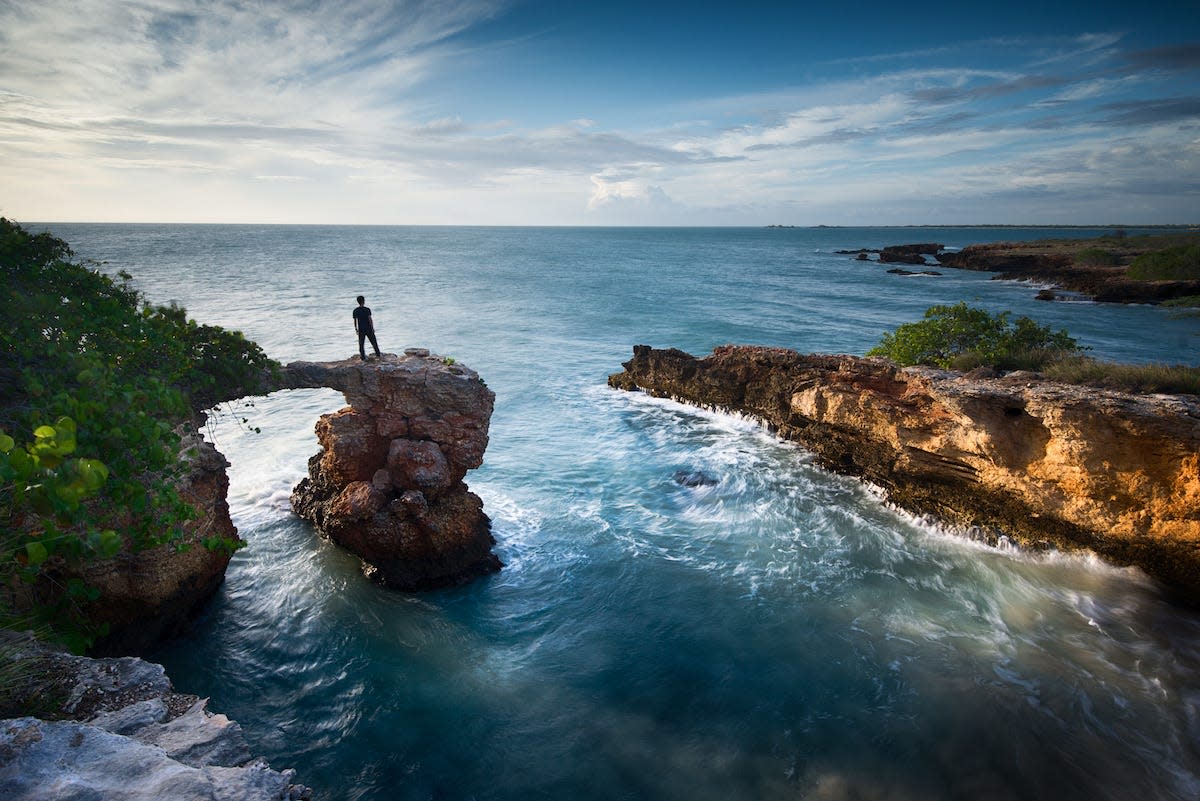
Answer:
[{"left": 286, "top": 352, "right": 501, "bottom": 590}]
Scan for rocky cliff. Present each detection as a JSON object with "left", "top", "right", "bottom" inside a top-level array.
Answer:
[
  {"left": 610, "top": 345, "right": 1200, "bottom": 600},
  {"left": 284, "top": 350, "right": 501, "bottom": 590},
  {"left": 2, "top": 432, "right": 240, "bottom": 656},
  {"left": 0, "top": 631, "right": 309, "bottom": 801}
]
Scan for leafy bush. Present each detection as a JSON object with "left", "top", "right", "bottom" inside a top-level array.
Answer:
[
  {"left": 1075, "top": 247, "right": 1120, "bottom": 267},
  {"left": 1127, "top": 244, "right": 1200, "bottom": 281},
  {"left": 868, "top": 302, "right": 1082, "bottom": 370},
  {"left": 0, "top": 218, "right": 278, "bottom": 648}
]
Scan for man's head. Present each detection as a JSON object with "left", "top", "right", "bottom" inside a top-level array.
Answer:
[{"left": 357, "top": 295, "right": 365, "bottom": 305}]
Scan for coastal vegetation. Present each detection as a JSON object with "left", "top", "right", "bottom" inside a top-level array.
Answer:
[
  {"left": 870, "top": 302, "right": 1200, "bottom": 395},
  {"left": 1074, "top": 246, "right": 1121, "bottom": 267},
  {"left": 936, "top": 232, "right": 1200, "bottom": 306},
  {"left": 1062, "top": 232, "right": 1200, "bottom": 291},
  {"left": 867, "top": 302, "right": 1081, "bottom": 371},
  {"left": 0, "top": 219, "right": 279, "bottom": 649},
  {"left": 1042, "top": 358, "right": 1200, "bottom": 396},
  {"left": 1126, "top": 243, "right": 1200, "bottom": 281}
]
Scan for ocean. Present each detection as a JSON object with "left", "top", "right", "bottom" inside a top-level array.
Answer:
[{"left": 38, "top": 224, "right": 1200, "bottom": 800}]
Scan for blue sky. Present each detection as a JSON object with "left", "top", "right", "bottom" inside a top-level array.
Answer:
[{"left": 1, "top": 0, "right": 1197, "bottom": 224}]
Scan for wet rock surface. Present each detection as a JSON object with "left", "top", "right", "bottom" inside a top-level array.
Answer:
[
  {"left": 284, "top": 351, "right": 501, "bottom": 590},
  {"left": 610, "top": 345, "right": 1200, "bottom": 600}
]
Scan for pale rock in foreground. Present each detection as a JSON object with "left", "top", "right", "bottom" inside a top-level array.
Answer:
[{"left": 0, "top": 632, "right": 309, "bottom": 801}]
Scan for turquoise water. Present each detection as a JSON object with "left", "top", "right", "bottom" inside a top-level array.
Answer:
[{"left": 42, "top": 225, "right": 1200, "bottom": 800}]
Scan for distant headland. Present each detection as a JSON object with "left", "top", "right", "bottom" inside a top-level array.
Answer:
[{"left": 839, "top": 231, "right": 1200, "bottom": 305}]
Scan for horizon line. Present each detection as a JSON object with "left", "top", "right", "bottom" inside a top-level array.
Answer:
[{"left": 19, "top": 220, "right": 1199, "bottom": 230}]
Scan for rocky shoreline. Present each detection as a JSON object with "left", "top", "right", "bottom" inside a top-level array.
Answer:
[
  {"left": 843, "top": 236, "right": 1200, "bottom": 304},
  {"left": 938, "top": 241, "right": 1200, "bottom": 304},
  {"left": 1, "top": 431, "right": 242, "bottom": 657},
  {"left": 0, "top": 631, "right": 310, "bottom": 800},
  {"left": 610, "top": 345, "right": 1200, "bottom": 601},
  {"left": 1, "top": 350, "right": 502, "bottom": 798}
]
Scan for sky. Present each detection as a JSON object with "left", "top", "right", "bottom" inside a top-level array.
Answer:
[{"left": 1, "top": 0, "right": 1198, "bottom": 226}]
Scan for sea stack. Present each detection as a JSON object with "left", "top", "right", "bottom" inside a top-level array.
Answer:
[{"left": 285, "top": 350, "right": 500, "bottom": 590}]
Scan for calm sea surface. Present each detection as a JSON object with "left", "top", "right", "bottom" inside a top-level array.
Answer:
[{"left": 39, "top": 225, "right": 1200, "bottom": 800}]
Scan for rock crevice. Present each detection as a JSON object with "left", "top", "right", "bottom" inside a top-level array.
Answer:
[{"left": 610, "top": 345, "right": 1200, "bottom": 599}]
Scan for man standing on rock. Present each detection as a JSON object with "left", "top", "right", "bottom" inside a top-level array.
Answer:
[{"left": 353, "top": 295, "right": 382, "bottom": 361}]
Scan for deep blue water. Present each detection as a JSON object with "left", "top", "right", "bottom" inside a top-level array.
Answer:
[{"left": 39, "top": 225, "right": 1200, "bottom": 800}]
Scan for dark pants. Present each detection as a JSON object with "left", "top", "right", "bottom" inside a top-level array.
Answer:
[{"left": 358, "top": 329, "right": 381, "bottom": 358}]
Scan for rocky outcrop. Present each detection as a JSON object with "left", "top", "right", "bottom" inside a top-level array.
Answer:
[
  {"left": 886, "top": 268, "right": 942, "bottom": 276},
  {"left": 879, "top": 243, "right": 943, "bottom": 265},
  {"left": 2, "top": 433, "right": 241, "bottom": 657},
  {"left": 284, "top": 350, "right": 501, "bottom": 590},
  {"left": 0, "top": 631, "right": 308, "bottom": 801},
  {"left": 610, "top": 345, "right": 1200, "bottom": 600},
  {"left": 938, "top": 241, "right": 1200, "bottom": 303}
]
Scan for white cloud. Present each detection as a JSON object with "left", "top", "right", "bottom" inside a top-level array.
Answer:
[{"left": 0, "top": 4, "right": 1197, "bottom": 224}]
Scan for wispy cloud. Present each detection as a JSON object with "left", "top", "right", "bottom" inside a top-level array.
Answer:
[
  {"left": 1100, "top": 97, "right": 1200, "bottom": 126},
  {"left": 0, "top": 3, "right": 1197, "bottom": 224}
]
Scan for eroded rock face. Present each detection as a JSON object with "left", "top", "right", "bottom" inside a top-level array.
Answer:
[
  {"left": 610, "top": 345, "right": 1200, "bottom": 600},
  {"left": 89, "top": 433, "right": 239, "bottom": 656},
  {"left": 286, "top": 351, "right": 501, "bottom": 590},
  {"left": 0, "top": 631, "right": 309, "bottom": 801},
  {"left": 1, "top": 433, "right": 241, "bottom": 657}
]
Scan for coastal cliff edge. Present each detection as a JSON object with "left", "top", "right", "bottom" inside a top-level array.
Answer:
[{"left": 610, "top": 345, "right": 1200, "bottom": 600}]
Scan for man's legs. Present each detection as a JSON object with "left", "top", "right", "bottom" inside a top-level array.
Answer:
[{"left": 366, "top": 330, "right": 381, "bottom": 357}]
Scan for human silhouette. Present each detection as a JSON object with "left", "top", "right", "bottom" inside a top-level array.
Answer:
[{"left": 353, "top": 295, "right": 382, "bottom": 361}]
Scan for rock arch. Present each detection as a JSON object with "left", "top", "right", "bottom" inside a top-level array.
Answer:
[{"left": 278, "top": 349, "right": 501, "bottom": 590}]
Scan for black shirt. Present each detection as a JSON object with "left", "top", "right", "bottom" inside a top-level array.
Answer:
[{"left": 353, "top": 305, "right": 374, "bottom": 333}]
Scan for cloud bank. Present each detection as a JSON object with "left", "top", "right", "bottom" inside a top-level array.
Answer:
[{"left": 1, "top": 2, "right": 1197, "bottom": 224}]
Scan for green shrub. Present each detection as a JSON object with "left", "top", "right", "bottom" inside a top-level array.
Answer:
[
  {"left": 1127, "top": 245, "right": 1200, "bottom": 280},
  {"left": 1075, "top": 247, "right": 1120, "bottom": 267},
  {"left": 867, "top": 302, "right": 1082, "bottom": 369},
  {"left": 0, "top": 218, "right": 277, "bottom": 649}
]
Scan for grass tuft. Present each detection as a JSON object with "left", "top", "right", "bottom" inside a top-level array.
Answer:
[{"left": 1043, "top": 357, "right": 1200, "bottom": 396}]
